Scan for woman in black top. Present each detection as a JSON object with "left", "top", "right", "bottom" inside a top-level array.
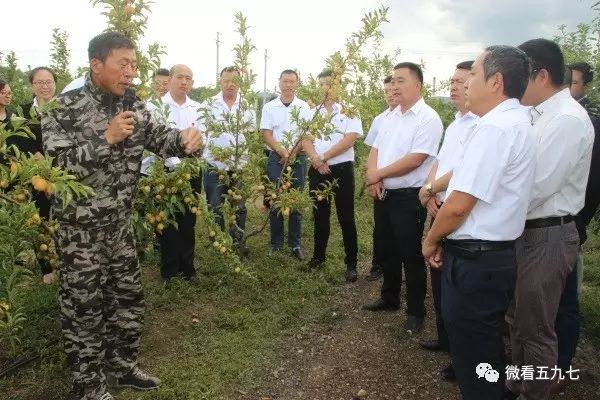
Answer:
[{"left": 7, "top": 68, "right": 58, "bottom": 283}]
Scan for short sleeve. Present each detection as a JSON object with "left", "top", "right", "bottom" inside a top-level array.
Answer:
[
  {"left": 260, "top": 103, "right": 273, "bottom": 130},
  {"left": 410, "top": 116, "right": 443, "bottom": 156},
  {"left": 345, "top": 116, "right": 363, "bottom": 136},
  {"left": 450, "top": 124, "right": 511, "bottom": 204}
]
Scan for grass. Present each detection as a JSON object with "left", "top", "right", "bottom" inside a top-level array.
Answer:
[
  {"left": 581, "top": 225, "right": 600, "bottom": 347},
  {"left": 2, "top": 185, "right": 599, "bottom": 399},
  {"left": 0, "top": 190, "right": 377, "bottom": 400}
]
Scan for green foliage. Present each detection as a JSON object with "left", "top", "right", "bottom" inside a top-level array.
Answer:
[
  {"left": 0, "top": 52, "right": 32, "bottom": 106},
  {"left": 0, "top": 104, "right": 93, "bottom": 352},
  {"left": 189, "top": 86, "right": 220, "bottom": 103},
  {"left": 49, "top": 28, "right": 73, "bottom": 93}
]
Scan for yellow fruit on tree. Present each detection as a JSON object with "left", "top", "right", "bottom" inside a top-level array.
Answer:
[
  {"left": 9, "top": 162, "right": 18, "bottom": 174},
  {"left": 156, "top": 223, "right": 164, "bottom": 231},
  {"left": 142, "top": 185, "right": 151, "bottom": 194},
  {"left": 209, "top": 230, "right": 216, "bottom": 237},
  {"left": 39, "top": 244, "right": 48, "bottom": 252},
  {"left": 282, "top": 207, "right": 290, "bottom": 217},
  {"left": 191, "top": 207, "right": 198, "bottom": 214},
  {"left": 219, "top": 246, "right": 227, "bottom": 254},
  {"left": 31, "top": 176, "right": 49, "bottom": 192},
  {"left": 213, "top": 241, "right": 220, "bottom": 248},
  {"left": 0, "top": 179, "right": 9, "bottom": 189}
]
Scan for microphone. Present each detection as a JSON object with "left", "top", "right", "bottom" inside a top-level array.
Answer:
[{"left": 123, "top": 88, "right": 137, "bottom": 112}]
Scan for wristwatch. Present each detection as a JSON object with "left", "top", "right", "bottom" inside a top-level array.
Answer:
[{"left": 425, "top": 182, "right": 434, "bottom": 196}]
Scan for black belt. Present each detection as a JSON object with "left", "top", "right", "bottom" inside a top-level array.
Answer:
[
  {"left": 386, "top": 187, "right": 420, "bottom": 195},
  {"left": 525, "top": 215, "right": 575, "bottom": 229},
  {"left": 443, "top": 239, "right": 515, "bottom": 259}
]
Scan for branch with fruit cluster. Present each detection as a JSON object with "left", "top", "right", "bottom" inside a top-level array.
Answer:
[{"left": 0, "top": 105, "right": 94, "bottom": 353}]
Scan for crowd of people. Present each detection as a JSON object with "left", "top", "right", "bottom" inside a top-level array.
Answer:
[{"left": 1, "top": 30, "right": 598, "bottom": 400}]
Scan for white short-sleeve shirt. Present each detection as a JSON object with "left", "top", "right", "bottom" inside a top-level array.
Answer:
[
  {"left": 313, "top": 103, "right": 363, "bottom": 165},
  {"left": 260, "top": 96, "right": 312, "bottom": 146},
  {"left": 447, "top": 98, "right": 536, "bottom": 241},
  {"left": 199, "top": 92, "right": 256, "bottom": 170},
  {"left": 526, "top": 88, "right": 594, "bottom": 219},
  {"left": 435, "top": 111, "right": 478, "bottom": 200},
  {"left": 373, "top": 98, "right": 443, "bottom": 189},
  {"left": 159, "top": 92, "right": 202, "bottom": 167},
  {"left": 364, "top": 109, "right": 391, "bottom": 147}
]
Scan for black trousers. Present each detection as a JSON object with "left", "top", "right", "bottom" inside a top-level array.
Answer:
[
  {"left": 442, "top": 245, "right": 516, "bottom": 400},
  {"left": 371, "top": 203, "right": 384, "bottom": 267},
  {"left": 376, "top": 189, "right": 427, "bottom": 317},
  {"left": 157, "top": 175, "right": 202, "bottom": 281},
  {"left": 308, "top": 161, "right": 358, "bottom": 268},
  {"left": 430, "top": 266, "right": 449, "bottom": 350}
]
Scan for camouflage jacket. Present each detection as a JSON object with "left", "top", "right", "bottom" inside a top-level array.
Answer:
[{"left": 42, "top": 77, "right": 186, "bottom": 228}]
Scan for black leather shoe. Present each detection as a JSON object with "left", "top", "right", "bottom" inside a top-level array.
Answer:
[
  {"left": 366, "top": 264, "right": 383, "bottom": 281},
  {"left": 112, "top": 368, "right": 161, "bottom": 391},
  {"left": 307, "top": 258, "right": 325, "bottom": 269},
  {"left": 362, "top": 299, "right": 399, "bottom": 311},
  {"left": 345, "top": 268, "right": 358, "bottom": 282},
  {"left": 291, "top": 247, "right": 305, "bottom": 261},
  {"left": 440, "top": 364, "right": 456, "bottom": 381},
  {"left": 404, "top": 315, "right": 424, "bottom": 333},
  {"left": 419, "top": 339, "right": 443, "bottom": 351}
]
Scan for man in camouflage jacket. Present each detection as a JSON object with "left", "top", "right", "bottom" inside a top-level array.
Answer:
[{"left": 42, "top": 32, "right": 203, "bottom": 400}]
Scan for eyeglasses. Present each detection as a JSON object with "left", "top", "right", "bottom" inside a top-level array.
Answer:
[
  {"left": 33, "top": 80, "right": 55, "bottom": 87},
  {"left": 0, "top": 91, "right": 12, "bottom": 97}
]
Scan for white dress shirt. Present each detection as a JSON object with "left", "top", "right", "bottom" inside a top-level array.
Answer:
[
  {"left": 313, "top": 103, "right": 363, "bottom": 165},
  {"left": 364, "top": 108, "right": 391, "bottom": 147},
  {"left": 61, "top": 76, "right": 85, "bottom": 94},
  {"left": 160, "top": 92, "right": 201, "bottom": 167},
  {"left": 435, "top": 111, "right": 478, "bottom": 200},
  {"left": 260, "top": 96, "right": 312, "bottom": 146},
  {"left": 526, "top": 88, "right": 594, "bottom": 219},
  {"left": 373, "top": 98, "right": 443, "bottom": 189},
  {"left": 447, "top": 99, "right": 536, "bottom": 241},
  {"left": 199, "top": 92, "right": 256, "bottom": 170}
]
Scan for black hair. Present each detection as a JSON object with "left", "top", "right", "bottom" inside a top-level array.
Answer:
[
  {"left": 0, "top": 79, "right": 7, "bottom": 92},
  {"left": 317, "top": 69, "right": 333, "bottom": 79},
  {"left": 383, "top": 75, "right": 392, "bottom": 84},
  {"left": 393, "top": 62, "right": 423, "bottom": 83},
  {"left": 568, "top": 62, "right": 594, "bottom": 85},
  {"left": 483, "top": 45, "right": 530, "bottom": 99},
  {"left": 518, "top": 38, "right": 565, "bottom": 86},
  {"left": 220, "top": 66, "right": 240, "bottom": 77},
  {"left": 29, "top": 67, "right": 57, "bottom": 84},
  {"left": 456, "top": 60, "right": 474, "bottom": 70},
  {"left": 152, "top": 68, "right": 170, "bottom": 78},
  {"left": 88, "top": 31, "right": 135, "bottom": 62},
  {"left": 279, "top": 69, "right": 299, "bottom": 80}
]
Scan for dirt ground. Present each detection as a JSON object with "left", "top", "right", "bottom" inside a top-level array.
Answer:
[{"left": 242, "top": 263, "right": 600, "bottom": 400}]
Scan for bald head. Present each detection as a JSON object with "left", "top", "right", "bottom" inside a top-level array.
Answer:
[{"left": 169, "top": 64, "right": 194, "bottom": 101}]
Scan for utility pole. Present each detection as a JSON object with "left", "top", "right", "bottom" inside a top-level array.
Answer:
[
  {"left": 263, "top": 49, "right": 269, "bottom": 94},
  {"left": 432, "top": 76, "right": 437, "bottom": 96},
  {"left": 216, "top": 32, "right": 222, "bottom": 86}
]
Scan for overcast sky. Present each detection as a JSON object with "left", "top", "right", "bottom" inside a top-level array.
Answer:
[{"left": 2, "top": 0, "right": 595, "bottom": 94}]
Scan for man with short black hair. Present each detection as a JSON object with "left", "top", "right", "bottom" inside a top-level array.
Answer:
[
  {"left": 418, "top": 61, "right": 477, "bottom": 382},
  {"left": 201, "top": 66, "right": 255, "bottom": 248},
  {"left": 362, "top": 62, "right": 443, "bottom": 334},
  {"left": 364, "top": 75, "right": 397, "bottom": 281},
  {"left": 504, "top": 39, "right": 594, "bottom": 400},
  {"left": 152, "top": 68, "right": 170, "bottom": 98},
  {"left": 302, "top": 69, "right": 363, "bottom": 281},
  {"left": 261, "top": 69, "right": 312, "bottom": 259},
  {"left": 422, "top": 45, "right": 535, "bottom": 399},
  {"left": 42, "top": 31, "right": 204, "bottom": 400}
]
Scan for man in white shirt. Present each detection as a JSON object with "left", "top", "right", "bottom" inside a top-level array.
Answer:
[
  {"left": 364, "top": 75, "right": 397, "bottom": 281},
  {"left": 152, "top": 68, "right": 170, "bottom": 98},
  {"left": 503, "top": 39, "right": 594, "bottom": 400},
  {"left": 417, "top": 61, "right": 477, "bottom": 381},
  {"left": 362, "top": 62, "right": 443, "bottom": 334},
  {"left": 422, "top": 46, "right": 534, "bottom": 400},
  {"left": 157, "top": 64, "right": 203, "bottom": 286},
  {"left": 201, "top": 67, "right": 256, "bottom": 249},
  {"left": 261, "top": 69, "right": 312, "bottom": 260},
  {"left": 302, "top": 69, "right": 363, "bottom": 282}
]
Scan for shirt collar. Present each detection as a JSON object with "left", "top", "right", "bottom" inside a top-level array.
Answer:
[
  {"left": 318, "top": 102, "right": 342, "bottom": 115},
  {"left": 276, "top": 95, "right": 301, "bottom": 108},
  {"left": 394, "top": 97, "right": 425, "bottom": 116},
  {"left": 162, "top": 92, "right": 196, "bottom": 108},
  {"left": 455, "top": 110, "right": 477, "bottom": 121},
  {"left": 528, "top": 88, "right": 570, "bottom": 124},
  {"left": 213, "top": 91, "right": 240, "bottom": 110},
  {"left": 479, "top": 98, "right": 522, "bottom": 123}
]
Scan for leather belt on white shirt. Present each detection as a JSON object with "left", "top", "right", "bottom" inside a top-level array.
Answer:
[
  {"left": 443, "top": 239, "right": 515, "bottom": 259},
  {"left": 525, "top": 215, "right": 575, "bottom": 229}
]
